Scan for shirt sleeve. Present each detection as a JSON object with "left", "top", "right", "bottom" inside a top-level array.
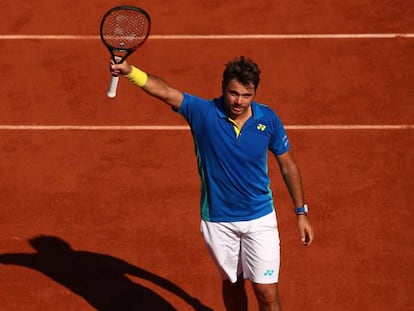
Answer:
[
  {"left": 269, "top": 113, "right": 290, "bottom": 155},
  {"left": 176, "top": 93, "right": 211, "bottom": 129}
]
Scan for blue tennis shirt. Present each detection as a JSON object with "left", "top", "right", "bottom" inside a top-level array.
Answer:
[{"left": 177, "top": 93, "right": 290, "bottom": 222}]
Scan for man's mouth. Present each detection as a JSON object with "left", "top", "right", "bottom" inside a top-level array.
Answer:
[{"left": 232, "top": 105, "right": 243, "bottom": 112}]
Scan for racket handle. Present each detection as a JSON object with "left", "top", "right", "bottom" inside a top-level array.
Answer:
[{"left": 107, "top": 75, "right": 120, "bottom": 98}]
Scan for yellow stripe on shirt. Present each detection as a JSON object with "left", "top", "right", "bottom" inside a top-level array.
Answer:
[{"left": 228, "top": 118, "right": 241, "bottom": 138}]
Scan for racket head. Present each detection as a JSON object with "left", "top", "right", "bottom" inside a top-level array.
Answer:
[{"left": 100, "top": 6, "right": 151, "bottom": 63}]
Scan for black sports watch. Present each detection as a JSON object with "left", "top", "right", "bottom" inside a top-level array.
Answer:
[{"left": 294, "top": 204, "right": 309, "bottom": 216}]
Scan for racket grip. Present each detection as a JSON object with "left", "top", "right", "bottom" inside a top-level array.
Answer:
[{"left": 107, "top": 75, "right": 120, "bottom": 98}]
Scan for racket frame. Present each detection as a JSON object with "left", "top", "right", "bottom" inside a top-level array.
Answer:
[
  {"left": 100, "top": 5, "right": 151, "bottom": 64},
  {"left": 100, "top": 6, "right": 151, "bottom": 97}
]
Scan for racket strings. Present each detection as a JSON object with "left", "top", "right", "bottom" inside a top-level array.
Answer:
[{"left": 102, "top": 10, "right": 150, "bottom": 50}]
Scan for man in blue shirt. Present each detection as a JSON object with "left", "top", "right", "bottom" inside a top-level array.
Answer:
[{"left": 111, "top": 56, "right": 314, "bottom": 311}]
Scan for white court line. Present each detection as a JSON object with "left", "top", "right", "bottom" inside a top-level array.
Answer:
[
  {"left": 0, "top": 34, "right": 414, "bottom": 40},
  {"left": 0, "top": 125, "right": 412, "bottom": 131},
  {"left": 1, "top": 35, "right": 411, "bottom": 130}
]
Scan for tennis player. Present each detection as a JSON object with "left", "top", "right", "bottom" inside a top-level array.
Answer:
[{"left": 110, "top": 56, "right": 314, "bottom": 311}]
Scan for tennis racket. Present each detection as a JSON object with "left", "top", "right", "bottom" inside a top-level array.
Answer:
[{"left": 100, "top": 6, "right": 151, "bottom": 98}]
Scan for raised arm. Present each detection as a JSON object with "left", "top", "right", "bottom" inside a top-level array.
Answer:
[{"left": 110, "top": 60, "right": 184, "bottom": 110}]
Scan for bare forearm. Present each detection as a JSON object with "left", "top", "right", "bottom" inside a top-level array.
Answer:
[
  {"left": 277, "top": 152, "right": 314, "bottom": 245},
  {"left": 110, "top": 60, "right": 183, "bottom": 109},
  {"left": 276, "top": 152, "right": 305, "bottom": 207},
  {"left": 142, "top": 74, "right": 184, "bottom": 109},
  {"left": 281, "top": 164, "right": 305, "bottom": 207}
]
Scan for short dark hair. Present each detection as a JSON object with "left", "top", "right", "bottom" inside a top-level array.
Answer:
[{"left": 222, "top": 56, "right": 261, "bottom": 91}]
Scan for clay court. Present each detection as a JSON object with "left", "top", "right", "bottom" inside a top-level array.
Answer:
[{"left": 0, "top": 1, "right": 413, "bottom": 310}]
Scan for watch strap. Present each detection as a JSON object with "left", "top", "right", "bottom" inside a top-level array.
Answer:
[{"left": 294, "top": 204, "right": 308, "bottom": 215}]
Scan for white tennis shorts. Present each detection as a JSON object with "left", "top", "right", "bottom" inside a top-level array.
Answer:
[{"left": 200, "top": 210, "right": 280, "bottom": 284}]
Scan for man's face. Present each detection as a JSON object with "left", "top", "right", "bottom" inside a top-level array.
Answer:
[{"left": 223, "top": 79, "right": 256, "bottom": 120}]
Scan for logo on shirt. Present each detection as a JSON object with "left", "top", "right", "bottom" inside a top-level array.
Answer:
[
  {"left": 283, "top": 135, "right": 289, "bottom": 147},
  {"left": 257, "top": 124, "right": 267, "bottom": 131}
]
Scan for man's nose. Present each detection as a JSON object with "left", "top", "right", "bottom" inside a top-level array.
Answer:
[{"left": 235, "top": 95, "right": 243, "bottom": 104}]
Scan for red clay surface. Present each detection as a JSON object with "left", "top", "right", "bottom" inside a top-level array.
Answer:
[{"left": 1, "top": 1, "right": 413, "bottom": 310}]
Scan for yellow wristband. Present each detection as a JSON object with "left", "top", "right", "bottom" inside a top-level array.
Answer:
[{"left": 126, "top": 65, "right": 148, "bottom": 87}]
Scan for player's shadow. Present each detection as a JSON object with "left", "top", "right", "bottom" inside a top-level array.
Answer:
[{"left": 0, "top": 235, "right": 212, "bottom": 311}]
